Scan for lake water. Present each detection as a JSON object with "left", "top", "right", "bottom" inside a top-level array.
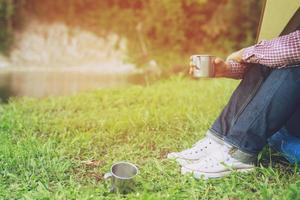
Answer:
[
  {"left": 0, "top": 21, "right": 151, "bottom": 101},
  {"left": 0, "top": 67, "right": 147, "bottom": 102}
]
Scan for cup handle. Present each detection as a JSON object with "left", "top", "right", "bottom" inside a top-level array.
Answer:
[
  {"left": 104, "top": 172, "right": 115, "bottom": 192},
  {"left": 104, "top": 172, "right": 112, "bottom": 179}
]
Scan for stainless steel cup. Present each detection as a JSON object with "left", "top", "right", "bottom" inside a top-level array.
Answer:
[
  {"left": 190, "top": 55, "right": 215, "bottom": 78},
  {"left": 104, "top": 161, "right": 139, "bottom": 194}
]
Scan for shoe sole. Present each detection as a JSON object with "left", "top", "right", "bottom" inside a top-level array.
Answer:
[
  {"left": 167, "top": 154, "right": 203, "bottom": 166},
  {"left": 197, "top": 168, "right": 254, "bottom": 179},
  {"left": 176, "top": 158, "right": 201, "bottom": 166},
  {"left": 182, "top": 167, "right": 254, "bottom": 179}
]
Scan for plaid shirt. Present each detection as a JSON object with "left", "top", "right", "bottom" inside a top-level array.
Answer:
[{"left": 227, "top": 30, "right": 300, "bottom": 79}]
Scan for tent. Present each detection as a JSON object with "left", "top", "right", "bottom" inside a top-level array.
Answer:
[{"left": 257, "top": 0, "right": 300, "bottom": 41}]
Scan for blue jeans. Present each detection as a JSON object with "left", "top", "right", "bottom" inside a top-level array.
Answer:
[{"left": 209, "top": 64, "right": 300, "bottom": 157}]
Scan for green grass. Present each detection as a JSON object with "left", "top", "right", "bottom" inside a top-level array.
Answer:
[{"left": 0, "top": 76, "right": 300, "bottom": 199}]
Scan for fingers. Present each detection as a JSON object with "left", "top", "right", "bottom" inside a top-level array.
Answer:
[
  {"left": 189, "top": 59, "right": 195, "bottom": 75},
  {"left": 214, "top": 57, "right": 227, "bottom": 68},
  {"left": 189, "top": 67, "right": 194, "bottom": 75},
  {"left": 214, "top": 58, "right": 227, "bottom": 69},
  {"left": 214, "top": 57, "right": 223, "bottom": 64},
  {"left": 213, "top": 58, "right": 229, "bottom": 77}
]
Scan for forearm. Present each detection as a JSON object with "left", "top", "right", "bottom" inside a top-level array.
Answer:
[{"left": 242, "top": 30, "right": 300, "bottom": 68}]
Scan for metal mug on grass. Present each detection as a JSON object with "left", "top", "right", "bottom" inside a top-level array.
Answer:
[
  {"left": 104, "top": 161, "right": 139, "bottom": 194},
  {"left": 190, "top": 55, "right": 216, "bottom": 78}
]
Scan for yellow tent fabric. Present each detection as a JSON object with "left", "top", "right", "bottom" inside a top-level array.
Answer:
[{"left": 257, "top": 0, "right": 300, "bottom": 41}]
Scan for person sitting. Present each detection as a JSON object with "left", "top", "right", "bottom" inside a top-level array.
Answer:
[{"left": 168, "top": 30, "right": 300, "bottom": 179}]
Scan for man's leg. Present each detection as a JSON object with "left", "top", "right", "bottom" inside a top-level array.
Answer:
[
  {"left": 168, "top": 64, "right": 271, "bottom": 164},
  {"left": 167, "top": 65, "right": 271, "bottom": 165},
  {"left": 181, "top": 65, "right": 300, "bottom": 179},
  {"left": 285, "top": 107, "right": 300, "bottom": 137},
  {"left": 267, "top": 108, "right": 300, "bottom": 163},
  {"left": 210, "top": 64, "right": 271, "bottom": 140},
  {"left": 211, "top": 65, "right": 300, "bottom": 158}
]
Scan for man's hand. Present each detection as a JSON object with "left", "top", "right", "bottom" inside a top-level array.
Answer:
[
  {"left": 189, "top": 65, "right": 195, "bottom": 75},
  {"left": 189, "top": 57, "right": 230, "bottom": 77},
  {"left": 214, "top": 57, "right": 230, "bottom": 77},
  {"left": 226, "top": 49, "right": 244, "bottom": 62}
]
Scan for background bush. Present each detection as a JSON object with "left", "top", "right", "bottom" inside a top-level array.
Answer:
[{"left": 0, "top": 0, "right": 263, "bottom": 68}]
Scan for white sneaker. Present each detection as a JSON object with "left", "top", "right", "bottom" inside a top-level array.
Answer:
[
  {"left": 181, "top": 145, "right": 255, "bottom": 179},
  {"left": 167, "top": 136, "right": 223, "bottom": 165}
]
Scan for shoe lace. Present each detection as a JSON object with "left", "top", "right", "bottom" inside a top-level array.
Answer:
[
  {"left": 200, "top": 146, "right": 231, "bottom": 168},
  {"left": 182, "top": 138, "right": 213, "bottom": 156}
]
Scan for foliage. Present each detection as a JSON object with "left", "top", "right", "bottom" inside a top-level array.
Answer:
[
  {"left": 0, "top": 77, "right": 299, "bottom": 199},
  {"left": 0, "top": 0, "right": 24, "bottom": 54},
  {"left": 0, "top": 0, "right": 262, "bottom": 67},
  {"left": 0, "top": 0, "right": 13, "bottom": 53}
]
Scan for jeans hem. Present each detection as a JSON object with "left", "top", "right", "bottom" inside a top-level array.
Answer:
[
  {"left": 207, "top": 129, "right": 257, "bottom": 164},
  {"left": 207, "top": 128, "right": 224, "bottom": 144}
]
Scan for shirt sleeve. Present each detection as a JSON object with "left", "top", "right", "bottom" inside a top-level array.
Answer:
[
  {"left": 225, "top": 60, "right": 247, "bottom": 79},
  {"left": 242, "top": 30, "right": 300, "bottom": 68}
]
